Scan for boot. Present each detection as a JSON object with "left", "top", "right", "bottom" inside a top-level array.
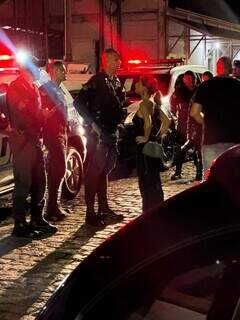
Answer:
[
  {"left": 45, "top": 184, "right": 68, "bottom": 222},
  {"left": 30, "top": 202, "right": 57, "bottom": 234},
  {"left": 194, "top": 149, "right": 203, "bottom": 181},
  {"left": 12, "top": 220, "right": 43, "bottom": 239},
  {"left": 86, "top": 211, "right": 105, "bottom": 227},
  {"left": 195, "top": 162, "right": 203, "bottom": 181}
]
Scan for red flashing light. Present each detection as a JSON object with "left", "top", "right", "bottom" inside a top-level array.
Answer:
[
  {"left": 127, "top": 59, "right": 148, "bottom": 65},
  {"left": 0, "top": 55, "right": 13, "bottom": 60}
]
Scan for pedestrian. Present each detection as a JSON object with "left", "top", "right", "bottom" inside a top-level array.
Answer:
[
  {"left": 133, "top": 75, "right": 170, "bottom": 212},
  {"left": 40, "top": 61, "right": 69, "bottom": 222},
  {"left": 233, "top": 60, "right": 240, "bottom": 79},
  {"left": 201, "top": 71, "right": 213, "bottom": 82},
  {"left": 7, "top": 55, "right": 57, "bottom": 238},
  {"left": 170, "top": 70, "right": 201, "bottom": 180},
  {"left": 74, "top": 48, "right": 125, "bottom": 226},
  {"left": 190, "top": 56, "right": 240, "bottom": 172}
]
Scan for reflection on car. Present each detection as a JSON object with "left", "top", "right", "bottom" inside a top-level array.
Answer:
[{"left": 36, "top": 145, "right": 240, "bottom": 320}]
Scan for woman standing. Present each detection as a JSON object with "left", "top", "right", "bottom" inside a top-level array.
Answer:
[{"left": 133, "top": 76, "right": 170, "bottom": 212}]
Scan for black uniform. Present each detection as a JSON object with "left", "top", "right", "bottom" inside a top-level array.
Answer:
[{"left": 74, "top": 72, "right": 125, "bottom": 225}]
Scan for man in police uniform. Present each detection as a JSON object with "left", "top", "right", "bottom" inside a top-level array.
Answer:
[
  {"left": 7, "top": 56, "right": 57, "bottom": 238},
  {"left": 40, "top": 61, "right": 69, "bottom": 222},
  {"left": 74, "top": 48, "right": 125, "bottom": 226}
]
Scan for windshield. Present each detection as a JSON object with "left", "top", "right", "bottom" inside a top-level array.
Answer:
[{"left": 118, "top": 73, "right": 171, "bottom": 99}]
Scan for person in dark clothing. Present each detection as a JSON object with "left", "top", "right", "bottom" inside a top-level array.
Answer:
[
  {"left": 74, "top": 48, "right": 125, "bottom": 227},
  {"left": 133, "top": 76, "right": 170, "bottom": 212},
  {"left": 40, "top": 61, "right": 69, "bottom": 222},
  {"left": 201, "top": 71, "right": 213, "bottom": 82},
  {"left": 7, "top": 56, "right": 57, "bottom": 238},
  {"left": 170, "top": 70, "right": 202, "bottom": 180},
  {"left": 191, "top": 56, "right": 240, "bottom": 173},
  {"left": 233, "top": 60, "right": 240, "bottom": 79}
]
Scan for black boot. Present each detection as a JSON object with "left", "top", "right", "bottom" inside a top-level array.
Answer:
[
  {"left": 85, "top": 211, "right": 105, "bottom": 227},
  {"left": 12, "top": 220, "right": 43, "bottom": 239},
  {"left": 30, "top": 202, "right": 57, "bottom": 234},
  {"left": 194, "top": 149, "right": 203, "bottom": 181}
]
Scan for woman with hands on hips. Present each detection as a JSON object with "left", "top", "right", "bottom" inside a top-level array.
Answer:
[{"left": 132, "top": 75, "right": 170, "bottom": 212}]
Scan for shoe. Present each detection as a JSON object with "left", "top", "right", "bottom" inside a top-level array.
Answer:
[
  {"left": 99, "top": 208, "right": 124, "bottom": 221},
  {"left": 30, "top": 217, "right": 58, "bottom": 234},
  {"left": 171, "top": 173, "right": 182, "bottom": 181},
  {"left": 12, "top": 222, "right": 43, "bottom": 239},
  {"left": 85, "top": 212, "right": 105, "bottom": 227},
  {"left": 44, "top": 211, "right": 67, "bottom": 222}
]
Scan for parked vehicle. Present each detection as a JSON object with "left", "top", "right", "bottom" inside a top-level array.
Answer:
[
  {"left": 0, "top": 57, "right": 90, "bottom": 199},
  {"left": 116, "top": 59, "right": 209, "bottom": 172},
  {"left": 36, "top": 146, "right": 240, "bottom": 320}
]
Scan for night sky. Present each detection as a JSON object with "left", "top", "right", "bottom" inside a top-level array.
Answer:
[{"left": 169, "top": 0, "right": 240, "bottom": 23}]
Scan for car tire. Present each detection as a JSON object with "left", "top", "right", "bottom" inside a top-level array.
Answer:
[
  {"left": 160, "top": 131, "right": 175, "bottom": 171},
  {"left": 62, "top": 146, "right": 83, "bottom": 200}
]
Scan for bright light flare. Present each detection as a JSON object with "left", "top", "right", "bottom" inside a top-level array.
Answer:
[{"left": 15, "top": 50, "right": 29, "bottom": 65}]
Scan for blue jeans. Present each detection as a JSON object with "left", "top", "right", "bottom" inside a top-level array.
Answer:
[{"left": 202, "top": 143, "right": 236, "bottom": 172}]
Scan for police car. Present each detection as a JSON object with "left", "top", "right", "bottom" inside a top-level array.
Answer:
[
  {"left": 0, "top": 55, "right": 90, "bottom": 199},
  {"left": 116, "top": 59, "right": 209, "bottom": 171}
]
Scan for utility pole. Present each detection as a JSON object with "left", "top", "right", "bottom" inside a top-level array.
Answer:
[
  {"left": 42, "top": 0, "right": 49, "bottom": 60},
  {"left": 64, "top": 0, "right": 72, "bottom": 61},
  {"left": 99, "top": 0, "right": 105, "bottom": 57},
  {"left": 116, "top": 0, "right": 122, "bottom": 56}
]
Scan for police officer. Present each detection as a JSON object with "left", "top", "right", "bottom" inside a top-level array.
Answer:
[
  {"left": 74, "top": 48, "right": 125, "bottom": 226},
  {"left": 40, "top": 61, "right": 69, "bottom": 222},
  {"left": 7, "top": 56, "right": 57, "bottom": 238}
]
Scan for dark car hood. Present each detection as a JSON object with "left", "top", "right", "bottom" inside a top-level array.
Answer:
[{"left": 37, "top": 181, "right": 240, "bottom": 320}]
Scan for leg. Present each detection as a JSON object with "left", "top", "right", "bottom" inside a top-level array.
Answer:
[
  {"left": 10, "top": 136, "right": 43, "bottom": 238},
  {"left": 29, "top": 144, "right": 57, "bottom": 234},
  {"left": 84, "top": 142, "right": 108, "bottom": 226},
  {"left": 193, "top": 145, "right": 203, "bottom": 181},
  {"left": 44, "top": 135, "right": 67, "bottom": 221},
  {"left": 171, "top": 132, "right": 187, "bottom": 180}
]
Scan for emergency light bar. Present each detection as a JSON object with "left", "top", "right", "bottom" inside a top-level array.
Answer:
[
  {"left": 0, "top": 54, "right": 13, "bottom": 60},
  {"left": 127, "top": 58, "right": 185, "bottom": 66}
]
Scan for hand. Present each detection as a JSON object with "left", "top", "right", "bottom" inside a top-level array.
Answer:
[{"left": 136, "top": 136, "right": 148, "bottom": 144}]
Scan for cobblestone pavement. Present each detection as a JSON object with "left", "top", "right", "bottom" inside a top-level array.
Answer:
[{"left": 0, "top": 163, "right": 196, "bottom": 320}]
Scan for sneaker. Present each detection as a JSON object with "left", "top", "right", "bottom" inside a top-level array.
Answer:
[
  {"left": 30, "top": 218, "right": 58, "bottom": 234},
  {"left": 171, "top": 173, "right": 182, "bottom": 181},
  {"left": 85, "top": 212, "right": 105, "bottom": 227},
  {"left": 99, "top": 208, "right": 124, "bottom": 221},
  {"left": 12, "top": 222, "right": 43, "bottom": 239}
]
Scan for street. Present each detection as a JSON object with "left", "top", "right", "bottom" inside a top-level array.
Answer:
[{"left": 0, "top": 163, "right": 196, "bottom": 320}]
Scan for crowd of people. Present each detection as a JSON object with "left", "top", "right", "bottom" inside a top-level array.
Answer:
[{"left": 2, "top": 48, "right": 240, "bottom": 237}]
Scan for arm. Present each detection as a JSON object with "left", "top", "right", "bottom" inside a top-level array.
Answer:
[
  {"left": 190, "top": 102, "right": 204, "bottom": 125},
  {"left": 159, "top": 109, "right": 171, "bottom": 136},
  {"left": 136, "top": 101, "right": 152, "bottom": 144}
]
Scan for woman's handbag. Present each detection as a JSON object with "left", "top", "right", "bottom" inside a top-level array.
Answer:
[{"left": 142, "top": 141, "right": 164, "bottom": 159}]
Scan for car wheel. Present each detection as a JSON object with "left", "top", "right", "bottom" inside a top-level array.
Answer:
[
  {"left": 160, "top": 131, "right": 175, "bottom": 170},
  {"left": 62, "top": 146, "right": 83, "bottom": 200}
]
